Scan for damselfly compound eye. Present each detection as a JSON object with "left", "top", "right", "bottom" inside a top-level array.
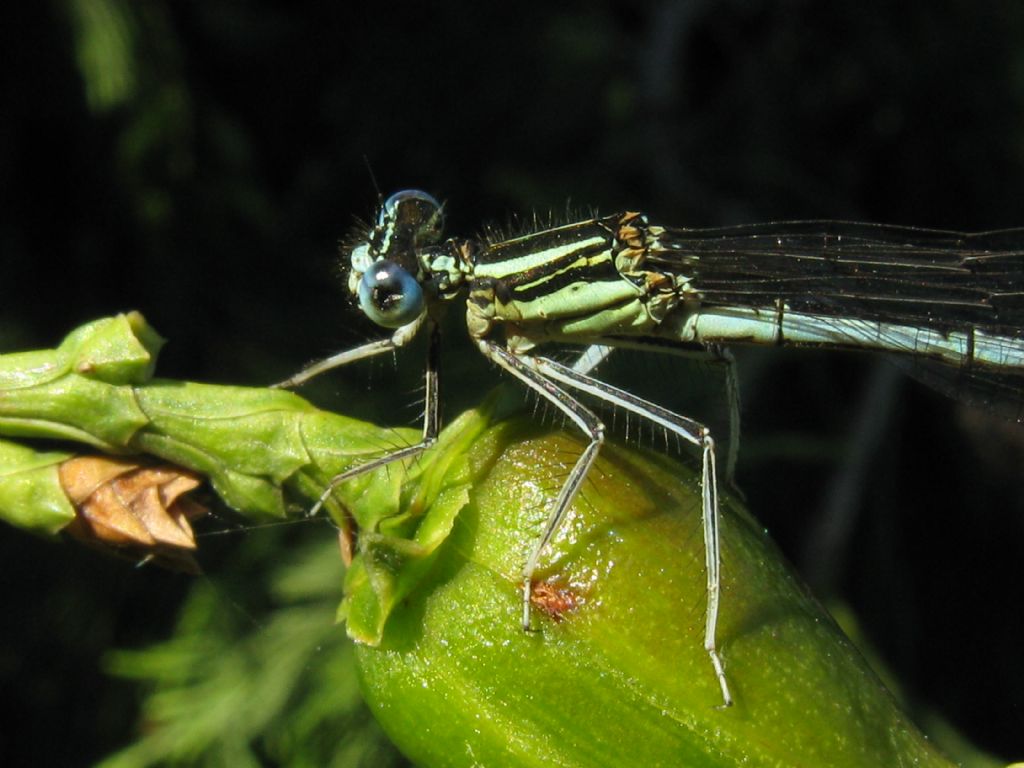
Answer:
[
  {"left": 357, "top": 260, "right": 425, "bottom": 328},
  {"left": 379, "top": 189, "right": 444, "bottom": 246}
]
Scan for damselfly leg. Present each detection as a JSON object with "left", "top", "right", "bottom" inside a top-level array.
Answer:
[
  {"left": 580, "top": 342, "right": 742, "bottom": 487},
  {"left": 275, "top": 315, "right": 442, "bottom": 517},
  {"left": 484, "top": 346, "right": 731, "bottom": 706}
]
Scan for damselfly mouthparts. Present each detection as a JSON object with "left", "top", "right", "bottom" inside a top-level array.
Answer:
[{"left": 278, "top": 190, "right": 1024, "bottom": 708}]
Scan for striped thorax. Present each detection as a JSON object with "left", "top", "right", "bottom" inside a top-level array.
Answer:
[{"left": 350, "top": 191, "right": 699, "bottom": 356}]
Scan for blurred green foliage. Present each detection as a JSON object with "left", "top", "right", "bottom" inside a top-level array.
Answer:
[{"left": 98, "top": 538, "right": 404, "bottom": 768}]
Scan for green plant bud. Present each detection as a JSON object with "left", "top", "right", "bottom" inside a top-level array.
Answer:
[
  {"left": 354, "top": 410, "right": 956, "bottom": 768},
  {"left": 0, "top": 313, "right": 159, "bottom": 448},
  {"left": 57, "top": 311, "right": 165, "bottom": 385},
  {"left": 0, "top": 439, "right": 74, "bottom": 534},
  {"left": 0, "top": 314, "right": 418, "bottom": 522}
]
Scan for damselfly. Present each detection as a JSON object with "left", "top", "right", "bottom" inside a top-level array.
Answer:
[{"left": 277, "top": 190, "right": 1024, "bottom": 707}]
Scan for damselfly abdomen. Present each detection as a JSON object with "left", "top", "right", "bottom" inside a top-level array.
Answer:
[{"left": 278, "top": 189, "right": 1024, "bottom": 708}]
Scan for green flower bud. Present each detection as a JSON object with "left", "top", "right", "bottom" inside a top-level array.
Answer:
[
  {"left": 354, "top": 409, "right": 955, "bottom": 767},
  {"left": 0, "top": 313, "right": 159, "bottom": 448}
]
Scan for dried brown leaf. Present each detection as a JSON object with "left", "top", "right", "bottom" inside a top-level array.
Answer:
[{"left": 60, "top": 456, "right": 208, "bottom": 573}]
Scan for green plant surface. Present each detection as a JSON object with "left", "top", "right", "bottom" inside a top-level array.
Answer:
[
  {"left": 355, "top": 416, "right": 957, "bottom": 768},
  {"left": 0, "top": 313, "right": 417, "bottom": 527},
  {"left": 0, "top": 316, "right": 1004, "bottom": 766},
  {"left": 0, "top": 438, "right": 74, "bottom": 534}
]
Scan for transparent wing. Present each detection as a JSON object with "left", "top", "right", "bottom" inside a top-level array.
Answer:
[{"left": 650, "top": 221, "right": 1024, "bottom": 420}]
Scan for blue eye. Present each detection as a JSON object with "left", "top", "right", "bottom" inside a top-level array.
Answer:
[
  {"left": 378, "top": 190, "right": 444, "bottom": 245},
  {"left": 357, "top": 260, "right": 425, "bottom": 328}
]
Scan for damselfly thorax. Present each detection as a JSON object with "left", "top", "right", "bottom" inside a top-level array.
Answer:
[{"left": 278, "top": 189, "right": 1024, "bottom": 709}]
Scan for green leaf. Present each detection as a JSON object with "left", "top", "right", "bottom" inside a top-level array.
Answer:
[{"left": 339, "top": 401, "right": 497, "bottom": 646}]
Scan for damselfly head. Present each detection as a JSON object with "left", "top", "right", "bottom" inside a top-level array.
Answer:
[{"left": 347, "top": 190, "right": 445, "bottom": 329}]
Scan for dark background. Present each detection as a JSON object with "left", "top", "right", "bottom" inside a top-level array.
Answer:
[{"left": 2, "top": 1, "right": 1023, "bottom": 764}]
